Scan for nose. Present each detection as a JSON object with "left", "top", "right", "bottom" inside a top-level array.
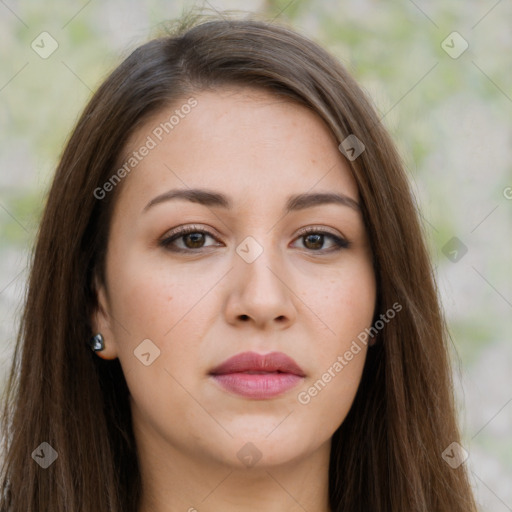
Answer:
[{"left": 224, "top": 241, "right": 297, "bottom": 330}]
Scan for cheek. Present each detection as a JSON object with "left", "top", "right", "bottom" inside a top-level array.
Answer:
[
  {"left": 105, "top": 250, "right": 222, "bottom": 394},
  {"left": 299, "top": 254, "right": 376, "bottom": 348},
  {"left": 106, "top": 249, "right": 217, "bottom": 341},
  {"left": 295, "top": 348, "right": 366, "bottom": 446},
  {"left": 293, "top": 257, "right": 375, "bottom": 423},
  {"left": 106, "top": 254, "right": 209, "bottom": 436}
]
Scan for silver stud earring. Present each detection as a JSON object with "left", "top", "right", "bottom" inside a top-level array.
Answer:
[{"left": 88, "top": 333, "right": 105, "bottom": 352}]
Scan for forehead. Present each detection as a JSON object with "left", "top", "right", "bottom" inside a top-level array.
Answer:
[{"left": 115, "top": 86, "right": 359, "bottom": 213}]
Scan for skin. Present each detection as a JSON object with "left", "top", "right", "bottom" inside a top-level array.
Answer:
[{"left": 92, "top": 87, "right": 376, "bottom": 512}]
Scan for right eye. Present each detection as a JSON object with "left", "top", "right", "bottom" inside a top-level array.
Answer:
[{"left": 159, "top": 225, "right": 223, "bottom": 253}]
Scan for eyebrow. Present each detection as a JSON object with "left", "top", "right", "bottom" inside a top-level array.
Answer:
[{"left": 142, "top": 188, "right": 360, "bottom": 214}]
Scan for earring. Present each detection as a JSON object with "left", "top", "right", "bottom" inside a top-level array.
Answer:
[{"left": 88, "top": 333, "right": 105, "bottom": 352}]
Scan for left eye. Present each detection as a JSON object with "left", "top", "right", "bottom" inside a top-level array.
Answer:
[
  {"left": 159, "top": 226, "right": 349, "bottom": 253},
  {"left": 292, "top": 230, "right": 349, "bottom": 252}
]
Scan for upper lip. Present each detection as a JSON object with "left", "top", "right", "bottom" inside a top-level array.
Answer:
[{"left": 209, "top": 351, "right": 306, "bottom": 377}]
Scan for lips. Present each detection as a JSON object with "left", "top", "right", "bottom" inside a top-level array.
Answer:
[
  {"left": 209, "top": 351, "right": 305, "bottom": 399},
  {"left": 209, "top": 351, "right": 306, "bottom": 377}
]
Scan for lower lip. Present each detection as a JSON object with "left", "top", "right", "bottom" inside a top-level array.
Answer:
[{"left": 211, "top": 372, "right": 304, "bottom": 399}]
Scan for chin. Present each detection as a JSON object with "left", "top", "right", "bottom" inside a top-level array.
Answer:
[{"left": 207, "top": 429, "right": 320, "bottom": 470}]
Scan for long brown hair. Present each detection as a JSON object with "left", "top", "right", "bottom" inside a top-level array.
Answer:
[{"left": 0, "top": 13, "right": 477, "bottom": 511}]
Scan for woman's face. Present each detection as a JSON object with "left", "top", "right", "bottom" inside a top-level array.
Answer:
[{"left": 93, "top": 86, "right": 376, "bottom": 469}]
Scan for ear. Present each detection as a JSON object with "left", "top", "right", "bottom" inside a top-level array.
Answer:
[{"left": 90, "top": 277, "right": 120, "bottom": 361}]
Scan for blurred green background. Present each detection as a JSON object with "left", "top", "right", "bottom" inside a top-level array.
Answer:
[{"left": 1, "top": 1, "right": 511, "bottom": 510}]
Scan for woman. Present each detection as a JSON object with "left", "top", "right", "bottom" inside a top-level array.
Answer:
[{"left": 0, "top": 14, "right": 477, "bottom": 512}]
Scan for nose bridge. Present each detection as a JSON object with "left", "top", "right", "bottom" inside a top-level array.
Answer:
[
  {"left": 228, "top": 230, "right": 296, "bottom": 327},
  {"left": 236, "top": 231, "right": 284, "bottom": 293}
]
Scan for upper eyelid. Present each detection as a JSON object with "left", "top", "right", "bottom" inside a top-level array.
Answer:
[
  {"left": 294, "top": 225, "right": 344, "bottom": 238},
  {"left": 164, "top": 224, "right": 219, "bottom": 239}
]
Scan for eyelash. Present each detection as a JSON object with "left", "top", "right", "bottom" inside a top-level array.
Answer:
[{"left": 158, "top": 224, "right": 350, "bottom": 254}]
